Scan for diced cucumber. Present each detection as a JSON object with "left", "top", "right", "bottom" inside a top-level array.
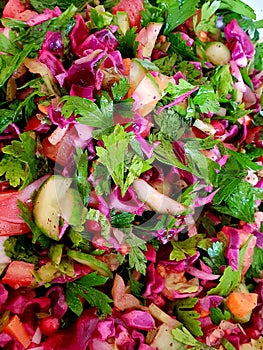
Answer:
[
  {"left": 33, "top": 175, "right": 72, "bottom": 240},
  {"left": 59, "top": 187, "right": 87, "bottom": 227},
  {"left": 205, "top": 41, "right": 231, "bottom": 66},
  {"left": 67, "top": 249, "right": 113, "bottom": 277},
  {"left": 114, "top": 11, "right": 129, "bottom": 34}
]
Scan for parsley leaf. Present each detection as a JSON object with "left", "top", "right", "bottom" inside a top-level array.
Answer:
[
  {"left": 17, "top": 200, "right": 50, "bottom": 245},
  {"left": 66, "top": 272, "right": 112, "bottom": 316},
  {"left": 172, "top": 326, "right": 214, "bottom": 349},
  {"left": 194, "top": 1, "right": 220, "bottom": 34},
  {"left": 213, "top": 180, "right": 258, "bottom": 223},
  {"left": 219, "top": 0, "right": 256, "bottom": 20},
  {"left": 126, "top": 234, "right": 147, "bottom": 275},
  {"left": 254, "top": 42, "right": 263, "bottom": 71},
  {"left": 207, "top": 237, "right": 251, "bottom": 296},
  {"left": 210, "top": 307, "right": 231, "bottom": 325},
  {"left": 74, "top": 148, "right": 91, "bottom": 207},
  {"left": 170, "top": 234, "right": 206, "bottom": 261},
  {"left": 140, "top": 0, "right": 166, "bottom": 27},
  {"left": 30, "top": 0, "right": 85, "bottom": 12},
  {"left": 193, "top": 85, "right": 220, "bottom": 114},
  {"left": 60, "top": 95, "right": 114, "bottom": 130},
  {"left": 116, "top": 27, "right": 139, "bottom": 58},
  {"left": 203, "top": 241, "right": 226, "bottom": 274},
  {"left": 96, "top": 125, "right": 152, "bottom": 196},
  {"left": 173, "top": 298, "right": 203, "bottom": 337},
  {"left": 0, "top": 44, "right": 33, "bottom": 87},
  {"left": 153, "top": 54, "right": 177, "bottom": 76},
  {"left": 168, "top": 32, "right": 198, "bottom": 61},
  {"left": 211, "top": 65, "right": 233, "bottom": 98},
  {"left": 0, "top": 132, "right": 39, "bottom": 189},
  {"left": 246, "top": 246, "right": 263, "bottom": 279},
  {"left": 163, "top": 0, "right": 200, "bottom": 35},
  {"left": 111, "top": 77, "right": 130, "bottom": 102}
]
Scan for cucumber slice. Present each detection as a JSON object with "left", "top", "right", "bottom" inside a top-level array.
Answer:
[
  {"left": 205, "top": 41, "right": 231, "bottom": 66},
  {"left": 33, "top": 175, "right": 72, "bottom": 240},
  {"left": 68, "top": 249, "right": 113, "bottom": 278},
  {"left": 60, "top": 187, "right": 86, "bottom": 227}
]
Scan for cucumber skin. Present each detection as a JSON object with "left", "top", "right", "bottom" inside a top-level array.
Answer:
[
  {"left": 68, "top": 249, "right": 113, "bottom": 278},
  {"left": 33, "top": 175, "right": 72, "bottom": 241}
]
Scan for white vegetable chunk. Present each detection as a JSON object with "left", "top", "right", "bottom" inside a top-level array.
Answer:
[{"left": 133, "top": 179, "right": 186, "bottom": 215}]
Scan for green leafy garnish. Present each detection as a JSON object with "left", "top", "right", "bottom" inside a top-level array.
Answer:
[
  {"left": 207, "top": 236, "right": 252, "bottom": 296},
  {"left": 170, "top": 234, "right": 206, "bottom": 261},
  {"left": 66, "top": 272, "right": 112, "bottom": 316},
  {"left": 0, "top": 132, "right": 40, "bottom": 189},
  {"left": 173, "top": 298, "right": 203, "bottom": 337}
]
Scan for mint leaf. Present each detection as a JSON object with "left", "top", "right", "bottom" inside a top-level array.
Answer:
[
  {"left": 173, "top": 298, "right": 203, "bottom": 337},
  {"left": 110, "top": 211, "right": 135, "bottom": 228}
]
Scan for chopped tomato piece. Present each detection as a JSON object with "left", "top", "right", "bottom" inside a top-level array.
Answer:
[
  {"left": 2, "top": 261, "right": 34, "bottom": 289},
  {"left": 0, "top": 219, "right": 30, "bottom": 236},
  {"left": 4, "top": 315, "right": 31, "bottom": 349},
  {"left": 112, "top": 0, "right": 144, "bottom": 30}
]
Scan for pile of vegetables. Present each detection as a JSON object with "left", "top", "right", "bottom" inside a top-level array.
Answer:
[{"left": 0, "top": 0, "right": 263, "bottom": 349}]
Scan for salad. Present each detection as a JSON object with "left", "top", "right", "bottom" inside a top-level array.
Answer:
[{"left": 0, "top": 0, "right": 263, "bottom": 348}]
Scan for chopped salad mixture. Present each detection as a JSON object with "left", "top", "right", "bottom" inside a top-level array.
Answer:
[{"left": 0, "top": 0, "right": 263, "bottom": 349}]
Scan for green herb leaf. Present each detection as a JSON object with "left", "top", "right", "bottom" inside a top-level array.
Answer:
[
  {"left": 60, "top": 95, "right": 114, "bottom": 130},
  {"left": 207, "top": 237, "right": 251, "bottom": 296},
  {"left": 193, "top": 85, "right": 220, "bottom": 114},
  {"left": 173, "top": 298, "right": 203, "bottom": 337},
  {"left": 74, "top": 148, "right": 91, "bottom": 206},
  {"left": 66, "top": 272, "right": 112, "bottom": 316},
  {"left": 170, "top": 234, "right": 206, "bottom": 261},
  {"left": 0, "top": 132, "right": 39, "bottom": 189},
  {"left": 126, "top": 235, "right": 147, "bottom": 275},
  {"left": 210, "top": 307, "right": 231, "bottom": 325},
  {"left": 4, "top": 235, "right": 38, "bottom": 264},
  {"left": 172, "top": 327, "right": 214, "bottom": 349},
  {"left": 194, "top": 1, "right": 220, "bottom": 34},
  {"left": 163, "top": 0, "right": 200, "bottom": 34},
  {"left": 111, "top": 77, "right": 130, "bottom": 102},
  {"left": 203, "top": 241, "right": 226, "bottom": 274},
  {"left": 246, "top": 246, "right": 263, "bottom": 279},
  {"left": 219, "top": 0, "right": 256, "bottom": 19}
]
